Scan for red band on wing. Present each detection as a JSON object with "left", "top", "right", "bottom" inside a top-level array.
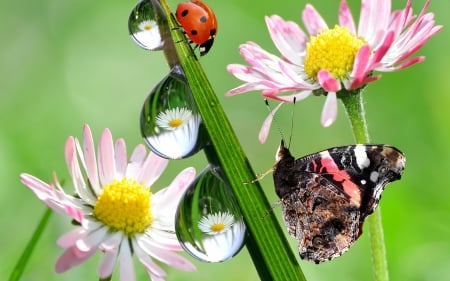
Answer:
[{"left": 319, "top": 156, "right": 361, "bottom": 206}]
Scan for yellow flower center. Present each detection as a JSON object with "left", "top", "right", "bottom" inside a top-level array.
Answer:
[
  {"left": 304, "top": 25, "right": 366, "bottom": 81},
  {"left": 93, "top": 178, "right": 153, "bottom": 236},
  {"left": 210, "top": 223, "right": 225, "bottom": 233},
  {"left": 168, "top": 118, "right": 184, "bottom": 128},
  {"left": 143, "top": 23, "right": 153, "bottom": 31}
]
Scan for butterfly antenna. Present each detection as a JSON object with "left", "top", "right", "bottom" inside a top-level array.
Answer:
[
  {"left": 264, "top": 99, "right": 286, "bottom": 143},
  {"left": 287, "top": 97, "right": 297, "bottom": 149}
]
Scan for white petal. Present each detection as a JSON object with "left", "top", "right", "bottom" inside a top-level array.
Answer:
[
  {"left": 114, "top": 139, "right": 128, "bottom": 179},
  {"left": 118, "top": 240, "right": 135, "bottom": 281},
  {"left": 98, "top": 128, "right": 116, "bottom": 186},
  {"left": 136, "top": 152, "right": 169, "bottom": 186},
  {"left": 321, "top": 92, "right": 338, "bottom": 127},
  {"left": 57, "top": 227, "right": 87, "bottom": 248},
  {"left": 65, "top": 137, "right": 96, "bottom": 204},
  {"left": 126, "top": 144, "right": 147, "bottom": 179},
  {"left": 82, "top": 124, "right": 101, "bottom": 192},
  {"left": 98, "top": 247, "right": 118, "bottom": 279},
  {"left": 76, "top": 226, "right": 109, "bottom": 252},
  {"left": 258, "top": 102, "right": 283, "bottom": 144}
]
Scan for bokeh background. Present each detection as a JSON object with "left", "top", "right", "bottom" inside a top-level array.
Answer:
[{"left": 1, "top": 0, "right": 448, "bottom": 280}]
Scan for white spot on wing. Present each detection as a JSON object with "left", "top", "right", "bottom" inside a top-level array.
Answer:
[
  {"left": 370, "top": 171, "right": 379, "bottom": 182},
  {"left": 355, "top": 145, "right": 370, "bottom": 169}
]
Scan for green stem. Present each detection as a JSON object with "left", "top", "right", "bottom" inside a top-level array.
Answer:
[
  {"left": 9, "top": 209, "right": 52, "bottom": 281},
  {"left": 340, "top": 90, "right": 389, "bottom": 281},
  {"left": 155, "top": 0, "right": 306, "bottom": 280}
]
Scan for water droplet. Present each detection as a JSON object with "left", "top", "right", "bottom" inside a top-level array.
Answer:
[
  {"left": 175, "top": 165, "right": 246, "bottom": 262},
  {"left": 128, "top": 0, "right": 165, "bottom": 50},
  {"left": 140, "top": 65, "right": 205, "bottom": 159}
]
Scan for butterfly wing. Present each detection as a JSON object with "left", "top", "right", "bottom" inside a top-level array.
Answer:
[{"left": 273, "top": 143, "right": 405, "bottom": 263}]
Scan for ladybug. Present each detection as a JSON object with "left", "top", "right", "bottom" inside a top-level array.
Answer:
[{"left": 176, "top": 0, "right": 217, "bottom": 56}]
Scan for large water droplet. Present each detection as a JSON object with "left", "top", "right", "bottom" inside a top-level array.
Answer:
[
  {"left": 175, "top": 165, "right": 246, "bottom": 262},
  {"left": 128, "top": 0, "right": 165, "bottom": 50},
  {"left": 140, "top": 65, "right": 205, "bottom": 159}
]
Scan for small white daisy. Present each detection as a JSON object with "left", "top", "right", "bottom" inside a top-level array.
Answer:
[
  {"left": 183, "top": 212, "right": 246, "bottom": 262},
  {"left": 20, "top": 124, "right": 196, "bottom": 281},
  {"left": 198, "top": 211, "right": 235, "bottom": 235},
  {"left": 131, "top": 19, "right": 163, "bottom": 51},
  {"left": 146, "top": 110, "right": 202, "bottom": 159},
  {"left": 155, "top": 107, "right": 193, "bottom": 130},
  {"left": 138, "top": 20, "right": 157, "bottom": 32}
]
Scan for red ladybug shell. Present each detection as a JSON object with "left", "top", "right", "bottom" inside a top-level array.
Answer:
[{"left": 176, "top": 0, "right": 217, "bottom": 56}]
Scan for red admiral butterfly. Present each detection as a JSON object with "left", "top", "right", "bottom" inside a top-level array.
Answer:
[{"left": 273, "top": 141, "right": 405, "bottom": 263}]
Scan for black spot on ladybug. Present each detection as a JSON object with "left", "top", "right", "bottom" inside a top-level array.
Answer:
[
  {"left": 180, "top": 9, "right": 189, "bottom": 17},
  {"left": 190, "top": 30, "right": 198, "bottom": 36},
  {"left": 199, "top": 16, "right": 207, "bottom": 23}
]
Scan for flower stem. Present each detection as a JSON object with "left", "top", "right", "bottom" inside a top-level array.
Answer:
[
  {"left": 155, "top": 1, "right": 306, "bottom": 280},
  {"left": 340, "top": 90, "right": 389, "bottom": 281},
  {"left": 9, "top": 209, "right": 52, "bottom": 281}
]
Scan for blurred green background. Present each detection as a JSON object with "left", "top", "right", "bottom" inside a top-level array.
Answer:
[{"left": 1, "top": 0, "right": 448, "bottom": 280}]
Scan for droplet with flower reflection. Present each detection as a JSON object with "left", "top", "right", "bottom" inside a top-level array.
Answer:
[
  {"left": 140, "top": 65, "right": 205, "bottom": 159},
  {"left": 128, "top": 0, "right": 165, "bottom": 50},
  {"left": 175, "top": 165, "right": 246, "bottom": 262}
]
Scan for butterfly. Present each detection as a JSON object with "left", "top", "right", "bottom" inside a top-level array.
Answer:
[{"left": 273, "top": 140, "right": 405, "bottom": 263}]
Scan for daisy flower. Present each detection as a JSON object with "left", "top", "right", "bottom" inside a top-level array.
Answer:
[
  {"left": 20, "top": 124, "right": 196, "bottom": 281},
  {"left": 198, "top": 211, "right": 235, "bottom": 235},
  {"left": 183, "top": 211, "right": 246, "bottom": 262},
  {"left": 145, "top": 107, "right": 202, "bottom": 159},
  {"left": 131, "top": 19, "right": 163, "bottom": 50},
  {"left": 155, "top": 107, "right": 193, "bottom": 130},
  {"left": 226, "top": 0, "right": 441, "bottom": 143}
]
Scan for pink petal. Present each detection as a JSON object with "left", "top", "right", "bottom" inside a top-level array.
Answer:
[
  {"left": 348, "top": 45, "right": 371, "bottom": 89},
  {"left": 258, "top": 102, "right": 283, "bottom": 144},
  {"left": 226, "top": 64, "right": 265, "bottom": 83},
  {"left": 302, "top": 4, "right": 328, "bottom": 35},
  {"left": 76, "top": 226, "right": 108, "bottom": 252},
  {"left": 57, "top": 228, "right": 87, "bottom": 248},
  {"left": 55, "top": 246, "right": 96, "bottom": 273},
  {"left": 98, "top": 247, "right": 118, "bottom": 279},
  {"left": 66, "top": 137, "right": 96, "bottom": 204},
  {"left": 264, "top": 91, "right": 312, "bottom": 102},
  {"left": 140, "top": 230, "right": 182, "bottom": 251},
  {"left": 368, "top": 31, "right": 395, "bottom": 70},
  {"left": 20, "top": 173, "right": 74, "bottom": 215},
  {"left": 339, "top": 0, "right": 356, "bottom": 34},
  {"left": 136, "top": 152, "right": 169, "bottom": 186},
  {"left": 118, "top": 240, "right": 135, "bottom": 281},
  {"left": 126, "top": 144, "right": 147, "bottom": 179},
  {"left": 138, "top": 240, "right": 196, "bottom": 271},
  {"left": 226, "top": 82, "right": 271, "bottom": 96},
  {"left": 114, "top": 139, "right": 127, "bottom": 179},
  {"left": 20, "top": 173, "right": 56, "bottom": 201},
  {"left": 265, "top": 15, "right": 307, "bottom": 63},
  {"left": 379, "top": 56, "right": 425, "bottom": 72},
  {"left": 321, "top": 92, "right": 338, "bottom": 127},
  {"left": 358, "top": 0, "right": 391, "bottom": 46},
  {"left": 152, "top": 167, "right": 195, "bottom": 210},
  {"left": 98, "top": 128, "right": 116, "bottom": 186},
  {"left": 82, "top": 124, "right": 100, "bottom": 192},
  {"left": 317, "top": 70, "right": 341, "bottom": 92},
  {"left": 134, "top": 243, "right": 167, "bottom": 279},
  {"left": 101, "top": 232, "right": 123, "bottom": 251},
  {"left": 277, "top": 60, "right": 315, "bottom": 89},
  {"left": 64, "top": 205, "right": 83, "bottom": 223}
]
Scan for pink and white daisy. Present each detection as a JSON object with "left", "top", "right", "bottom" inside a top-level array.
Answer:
[
  {"left": 226, "top": 0, "right": 441, "bottom": 143},
  {"left": 20, "top": 124, "right": 196, "bottom": 281}
]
